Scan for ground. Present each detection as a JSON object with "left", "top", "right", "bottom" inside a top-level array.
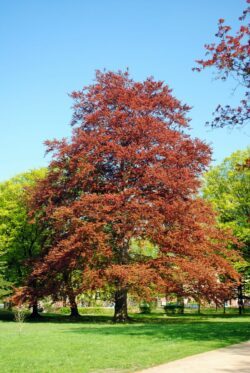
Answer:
[
  {"left": 0, "top": 310, "right": 249, "bottom": 373},
  {"left": 139, "top": 341, "right": 250, "bottom": 373}
]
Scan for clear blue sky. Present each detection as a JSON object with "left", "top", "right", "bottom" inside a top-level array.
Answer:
[{"left": 0, "top": 0, "right": 249, "bottom": 181}]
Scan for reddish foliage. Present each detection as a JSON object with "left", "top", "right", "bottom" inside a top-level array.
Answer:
[
  {"left": 194, "top": 1, "right": 250, "bottom": 128},
  {"left": 15, "top": 71, "right": 240, "bottom": 311}
]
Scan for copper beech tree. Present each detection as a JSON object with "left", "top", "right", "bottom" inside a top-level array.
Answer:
[
  {"left": 194, "top": 1, "right": 250, "bottom": 128},
  {"left": 15, "top": 71, "right": 239, "bottom": 321}
]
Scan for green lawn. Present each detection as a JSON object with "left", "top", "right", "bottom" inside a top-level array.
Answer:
[{"left": 0, "top": 311, "right": 249, "bottom": 373}]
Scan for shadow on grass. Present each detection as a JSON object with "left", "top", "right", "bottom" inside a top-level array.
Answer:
[
  {"left": 133, "top": 312, "right": 249, "bottom": 322},
  {"left": 1, "top": 310, "right": 249, "bottom": 346},
  {"left": 0, "top": 310, "right": 113, "bottom": 323},
  {"left": 0, "top": 309, "right": 250, "bottom": 325},
  {"left": 63, "top": 320, "right": 250, "bottom": 346}
]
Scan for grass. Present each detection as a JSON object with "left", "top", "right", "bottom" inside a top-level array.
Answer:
[{"left": 0, "top": 310, "right": 249, "bottom": 373}]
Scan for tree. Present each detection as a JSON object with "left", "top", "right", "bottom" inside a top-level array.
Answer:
[
  {"left": 0, "top": 262, "right": 11, "bottom": 300},
  {"left": 0, "top": 169, "right": 82, "bottom": 317},
  {"left": 202, "top": 148, "right": 250, "bottom": 313},
  {"left": 17, "top": 71, "right": 239, "bottom": 321},
  {"left": 0, "top": 169, "right": 46, "bottom": 315},
  {"left": 194, "top": 1, "right": 250, "bottom": 128}
]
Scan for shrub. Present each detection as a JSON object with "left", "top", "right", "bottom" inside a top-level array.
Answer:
[
  {"left": 139, "top": 303, "right": 151, "bottom": 314},
  {"left": 59, "top": 307, "right": 71, "bottom": 315},
  {"left": 14, "top": 305, "right": 26, "bottom": 334},
  {"left": 78, "top": 307, "right": 112, "bottom": 315},
  {"left": 164, "top": 303, "right": 184, "bottom": 315},
  {"left": 59, "top": 307, "right": 114, "bottom": 315}
]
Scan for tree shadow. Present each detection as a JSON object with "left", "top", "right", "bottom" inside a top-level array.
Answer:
[
  {"left": 0, "top": 309, "right": 249, "bottom": 329},
  {"left": 1, "top": 310, "right": 249, "bottom": 346},
  {"left": 62, "top": 319, "right": 250, "bottom": 345},
  {"left": 0, "top": 310, "right": 113, "bottom": 323},
  {"left": 0, "top": 309, "right": 164, "bottom": 323}
]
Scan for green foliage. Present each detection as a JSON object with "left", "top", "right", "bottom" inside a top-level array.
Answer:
[
  {"left": 0, "top": 168, "right": 47, "bottom": 297},
  {"left": 202, "top": 148, "right": 250, "bottom": 277},
  {"left": 0, "top": 262, "right": 12, "bottom": 299},
  {"left": 129, "top": 238, "right": 159, "bottom": 259},
  {"left": 59, "top": 307, "right": 71, "bottom": 315},
  {"left": 164, "top": 303, "right": 184, "bottom": 314},
  {"left": 139, "top": 302, "right": 152, "bottom": 314}
]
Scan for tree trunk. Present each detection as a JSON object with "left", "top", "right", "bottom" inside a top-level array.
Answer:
[
  {"left": 4, "top": 302, "right": 12, "bottom": 310},
  {"left": 70, "top": 305, "right": 79, "bottom": 317},
  {"left": 177, "top": 296, "right": 184, "bottom": 314},
  {"left": 197, "top": 302, "right": 201, "bottom": 315},
  {"left": 63, "top": 296, "right": 67, "bottom": 307},
  {"left": 113, "top": 288, "right": 129, "bottom": 322},
  {"left": 30, "top": 301, "right": 40, "bottom": 318},
  {"left": 67, "top": 289, "right": 79, "bottom": 317},
  {"left": 63, "top": 272, "right": 80, "bottom": 317},
  {"left": 238, "top": 283, "right": 244, "bottom": 315}
]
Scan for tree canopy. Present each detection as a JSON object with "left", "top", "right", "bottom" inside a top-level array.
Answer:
[
  {"left": 203, "top": 148, "right": 250, "bottom": 277},
  {"left": 194, "top": 1, "right": 250, "bottom": 128},
  {"left": 0, "top": 169, "right": 46, "bottom": 304},
  {"left": 14, "top": 71, "right": 239, "bottom": 321}
]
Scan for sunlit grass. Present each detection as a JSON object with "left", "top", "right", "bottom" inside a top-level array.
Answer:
[{"left": 0, "top": 310, "right": 249, "bottom": 373}]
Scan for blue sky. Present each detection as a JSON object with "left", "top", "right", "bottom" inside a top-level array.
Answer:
[{"left": 0, "top": 0, "right": 249, "bottom": 181}]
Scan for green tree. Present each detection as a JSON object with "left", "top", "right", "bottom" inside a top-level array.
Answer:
[
  {"left": 0, "top": 262, "right": 11, "bottom": 299},
  {"left": 202, "top": 148, "right": 250, "bottom": 312},
  {"left": 0, "top": 169, "right": 46, "bottom": 312}
]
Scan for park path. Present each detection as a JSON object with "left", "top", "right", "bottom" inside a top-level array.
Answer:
[{"left": 138, "top": 341, "right": 250, "bottom": 373}]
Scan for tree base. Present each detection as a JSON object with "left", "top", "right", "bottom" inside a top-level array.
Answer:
[
  {"left": 113, "top": 288, "right": 129, "bottom": 323},
  {"left": 113, "top": 314, "right": 131, "bottom": 323},
  {"left": 29, "top": 304, "right": 41, "bottom": 319},
  {"left": 29, "top": 312, "right": 42, "bottom": 319},
  {"left": 70, "top": 307, "right": 80, "bottom": 318}
]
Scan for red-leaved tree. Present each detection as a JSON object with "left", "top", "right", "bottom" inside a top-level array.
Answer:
[
  {"left": 194, "top": 1, "right": 250, "bottom": 128},
  {"left": 15, "top": 71, "right": 240, "bottom": 321}
]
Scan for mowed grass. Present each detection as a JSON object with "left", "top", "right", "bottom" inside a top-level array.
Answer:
[{"left": 0, "top": 311, "right": 250, "bottom": 373}]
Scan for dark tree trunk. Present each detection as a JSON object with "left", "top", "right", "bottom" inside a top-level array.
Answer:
[
  {"left": 63, "top": 272, "right": 80, "bottom": 317},
  {"left": 63, "top": 296, "right": 67, "bottom": 307},
  {"left": 28, "top": 279, "right": 41, "bottom": 318},
  {"left": 238, "top": 283, "right": 244, "bottom": 315},
  {"left": 197, "top": 302, "right": 201, "bottom": 315},
  {"left": 177, "top": 296, "right": 184, "bottom": 314},
  {"left": 114, "top": 288, "right": 129, "bottom": 322},
  {"left": 70, "top": 305, "right": 79, "bottom": 317},
  {"left": 30, "top": 302, "right": 40, "bottom": 318},
  {"left": 68, "top": 289, "right": 79, "bottom": 317}
]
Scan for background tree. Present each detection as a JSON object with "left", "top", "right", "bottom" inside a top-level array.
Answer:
[
  {"left": 0, "top": 262, "right": 11, "bottom": 300},
  {"left": 194, "top": 1, "right": 250, "bottom": 128},
  {"left": 0, "top": 169, "right": 46, "bottom": 315},
  {"left": 202, "top": 148, "right": 250, "bottom": 312},
  {"left": 18, "top": 71, "right": 239, "bottom": 322}
]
